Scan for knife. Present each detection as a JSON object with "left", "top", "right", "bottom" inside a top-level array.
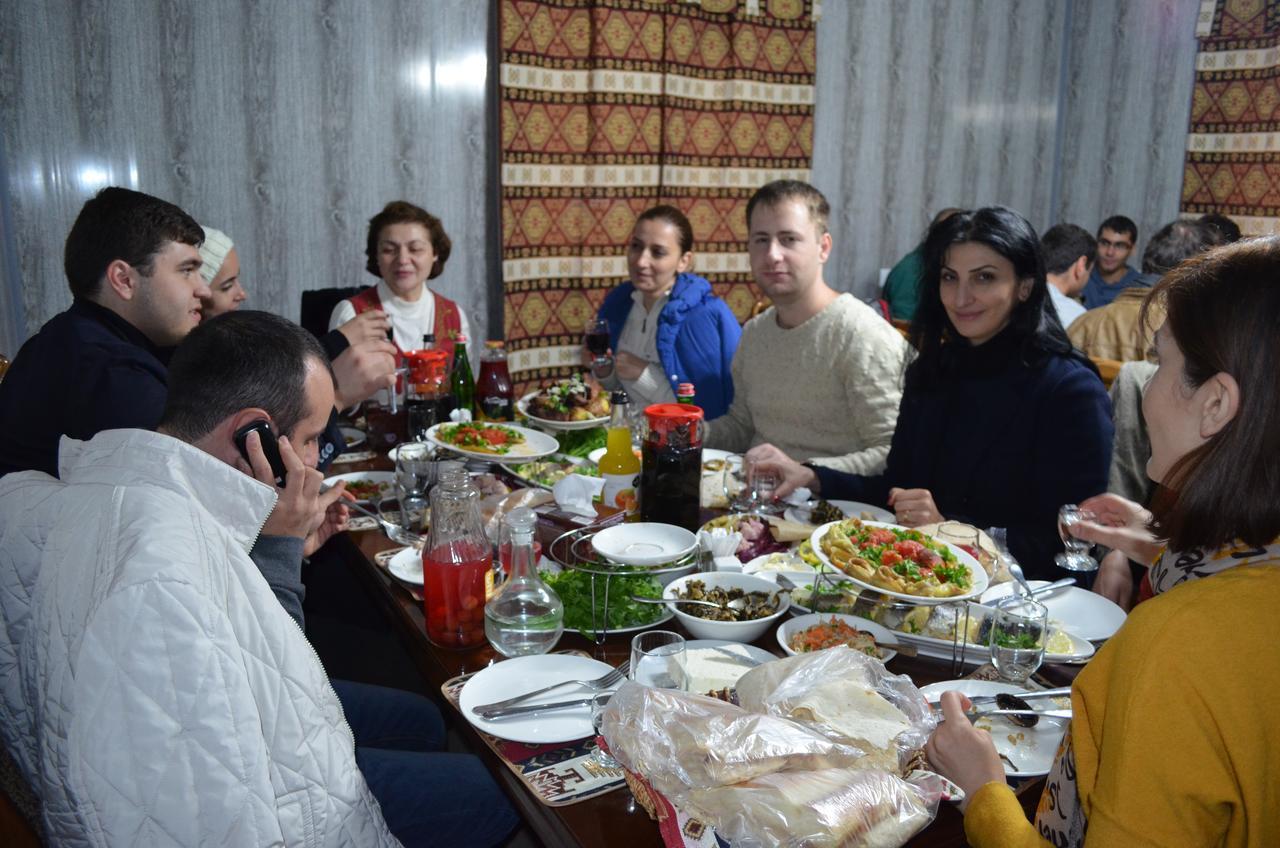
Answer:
[
  {"left": 1030, "top": 577, "right": 1076, "bottom": 598},
  {"left": 476, "top": 697, "right": 594, "bottom": 720}
]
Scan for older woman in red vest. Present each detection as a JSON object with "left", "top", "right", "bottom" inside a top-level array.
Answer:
[{"left": 328, "top": 201, "right": 472, "bottom": 365}]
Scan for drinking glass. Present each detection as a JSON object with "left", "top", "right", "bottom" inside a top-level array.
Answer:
[
  {"left": 630, "top": 630, "right": 687, "bottom": 690},
  {"left": 723, "top": 455, "right": 779, "bottom": 515},
  {"left": 1054, "top": 504, "right": 1100, "bottom": 572},
  {"left": 394, "top": 442, "right": 435, "bottom": 541},
  {"left": 584, "top": 318, "right": 612, "bottom": 371},
  {"left": 751, "top": 468, "right": 780, "bottom": 514},
  {"left": 589, "top": 692, "right": 620, "bottom": 768},
  {"left": 988, "top": 596, "right": 1049, "bottom": 684}
]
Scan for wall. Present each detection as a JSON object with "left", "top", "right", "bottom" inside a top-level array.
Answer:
[
  {"left": 813, "top": 0, "right": 1201, "bottom": 298},
  {"left": 0, "top": 0, "right": 1204, "bottom": 353},
  {"left": 0, "top": 0, "right": 493, "bottom": 357}
]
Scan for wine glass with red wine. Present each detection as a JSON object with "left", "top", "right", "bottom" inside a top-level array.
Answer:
[{"left": 584, "top": 318, "right": 612, "bottom": 373}]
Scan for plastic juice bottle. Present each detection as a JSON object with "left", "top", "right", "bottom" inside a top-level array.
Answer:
[
  {"left": 598, "top": 390, "right": 641, "bottom": 519},
  {"left": 422, "top": 467, "right": 492, "bottom": 648},
  {"left": 476, "top": 340, "right": 515, "bottom": 422}
]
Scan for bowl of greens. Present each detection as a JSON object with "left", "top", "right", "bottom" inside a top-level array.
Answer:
[{"left": 540, "top": 568, "right": 672, "bottom": 637}]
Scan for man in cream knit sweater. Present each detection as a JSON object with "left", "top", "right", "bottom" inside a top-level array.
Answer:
[{"left": 707, "top": 181, "right": 907, "bottom": 479}]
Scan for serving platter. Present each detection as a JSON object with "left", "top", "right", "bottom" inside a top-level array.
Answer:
[
  {"left": 893, "top": 604, "right": 1096, "bottom": 666},
  {"left": 516, "top": 390, "right": 610, "bottom": 431},
  {"left": 424, "top": 422, "right": 559, "bottom": 462},
  {"left": 809, "top": 520, "right": 990, "bottom": 605},
  {"left": 784, "top": 499, "right": 895, "bottom": 526}
]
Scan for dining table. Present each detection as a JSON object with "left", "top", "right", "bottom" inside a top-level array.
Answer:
[{"left": 328, "top": 450, "right": 1079, "bottom": 848}]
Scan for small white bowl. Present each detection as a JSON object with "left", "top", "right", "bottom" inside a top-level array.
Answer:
[
  {"left": 663, "top": 572, "right": 791, "bottom": 642},
  {"left": 592, "top": 523, "right": 698, "bottom": 567}
]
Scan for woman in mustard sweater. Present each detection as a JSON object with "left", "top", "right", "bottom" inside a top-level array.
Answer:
[{"left": 926, "top": 237, "right": 1280, "bottom": 847}]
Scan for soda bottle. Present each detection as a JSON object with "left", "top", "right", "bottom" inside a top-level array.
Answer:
[
  {"left": 422, "top": 467, "right": 491, "bottom": 649},
  {"left": 476, "top": 340, "right": 515, "bottom": 422},
  {"left": 598, "top": 390, "right": 641, "bottom": 519},
  {"left": 449, "top": 334, "right": 475, "bottom": 421}
]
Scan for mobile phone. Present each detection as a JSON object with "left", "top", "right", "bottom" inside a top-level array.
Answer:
[{"left": 233, "top": 419, "right": 288, "bottom": 487}]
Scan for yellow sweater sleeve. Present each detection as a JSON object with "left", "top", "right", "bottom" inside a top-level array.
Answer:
[{"left": 964, "top": 782, "right": 1052, "bottom": 848}]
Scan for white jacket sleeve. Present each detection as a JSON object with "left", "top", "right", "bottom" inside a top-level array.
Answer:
[{"left": 69, "top": 579, "right": 287, "bottom": 847}]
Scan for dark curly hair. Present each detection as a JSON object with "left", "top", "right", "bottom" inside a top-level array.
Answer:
[{"left": 365, "top": 201, "right": 452, "bottom": 280}]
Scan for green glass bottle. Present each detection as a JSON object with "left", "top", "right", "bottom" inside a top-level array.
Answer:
[{"left": 449, "top": 335, "right": 476, "bottom": 420}]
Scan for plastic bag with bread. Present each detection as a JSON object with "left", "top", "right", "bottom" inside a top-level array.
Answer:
[{"left": 599, "top": 647, "right": 944, "bottom": 846}]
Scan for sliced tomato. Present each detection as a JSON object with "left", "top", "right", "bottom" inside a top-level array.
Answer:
[
  {"left": 867, "top": 528, "right": 897, "bottom": 546},
  {"left": 481, "top": 428, "right": 509, "bottom": 446},
  {"left": 880, "top": 549, "right": 903, "bottom": 566},
  {"left": 893, "top": 540, "right": 926, "bottom": 560}
]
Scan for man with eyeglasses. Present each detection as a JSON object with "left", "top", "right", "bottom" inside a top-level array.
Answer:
[{"left": 1081, "top": 215, "right": 1143, "bottom": 309}]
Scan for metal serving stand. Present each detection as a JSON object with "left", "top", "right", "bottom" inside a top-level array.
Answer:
[{"left": 546, "top": 524, "right": 701, "bottom": 645}]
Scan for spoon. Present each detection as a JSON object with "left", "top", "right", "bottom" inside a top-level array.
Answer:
[
  {"left": 628, "top": 595, "right": 757, "bottom": 613},
  {"left": 970, "top": 693, "right": 1074, "bottom": 728}
]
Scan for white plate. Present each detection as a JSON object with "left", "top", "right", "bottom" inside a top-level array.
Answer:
[
  {"left": 425, "top": 422, "right": 560, "bottom": 462},
  {"left": 586, "top": 446, "right": 730, "bottom": 470},
  {"left": 683, "top": 640, "right": 777, "bottom": 693},
  {"left": 339, "top": 426, "right": 366, "bottom": 449},
  {"left": 776, "top": 613, "right": 900, "bottom": 662},
  {"left": 981, "top": 581, "right": 1127, "bottom": 642},
  {"left": 893, "top": 604, "right": 1096, "bottom": 666},
  {"left": 742, "top": 552, "right": 824, "bottom": 583},
  {"left": 783, "top": 499, "right": 895, "bottom": 525},
  {"left": 592, "top": 523, "right": 698, "bottom": 566},
  {"left": 387, "top": 547, "right": 423, "bottom": 586},
  {"left": 918, "top": 680, "right": 1069, "bottom": 778},
  {"left": 323, "top": 471, "right": 396, "bottom": 503},
  {"left": 459, "top": 654, "right": 619, "bottom": 744},
  {"left": 516, "top": 391, "right": 610, "bottom": 431},
  {"left": 810, "top": 520, "right": 990, "bottom": 605}
]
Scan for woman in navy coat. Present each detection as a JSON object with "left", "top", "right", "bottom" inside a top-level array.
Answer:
[{"left": 754, "top": 207, "right": 1113, "bottom": 579}]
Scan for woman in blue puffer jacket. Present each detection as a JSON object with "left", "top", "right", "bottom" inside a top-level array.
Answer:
[{"left": 596, "top": 205, "right": 742, "bottom": 418}]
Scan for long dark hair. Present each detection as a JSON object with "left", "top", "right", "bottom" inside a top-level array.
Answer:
[
  {"left": 908, "top": 206, "right": 1077, "bottom": 386},
  {"left": 1145, "top": 237, "right": 1280, "bottom": 552}
]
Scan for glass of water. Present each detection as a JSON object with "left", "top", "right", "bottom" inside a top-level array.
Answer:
[
  {"left": 394, "top": 442, "right": 435, "bottom": 542},
  {"left": 630, "top": 630, "right": 687, "bottom": 690},
  {"left": 589, "top": 692, "right": 619, "bottom": 768},
  {"left": 988, "top": 596, "right": 1049, "bottom": 684},
  {"left": 1054, "top": 504, "right": 1100, "bottom": 571}
]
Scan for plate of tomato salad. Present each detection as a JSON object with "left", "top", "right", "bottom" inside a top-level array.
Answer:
[
  {"left": 424, "top": 421, "right": 560, "bottom": 462},
  {"left": 810, "top": 519, "right": 989, "bottom": 604}
]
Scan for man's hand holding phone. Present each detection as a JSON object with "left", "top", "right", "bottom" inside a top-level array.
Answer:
[{"left": 243, "top": 427, "right": 330, "bottom": 540}]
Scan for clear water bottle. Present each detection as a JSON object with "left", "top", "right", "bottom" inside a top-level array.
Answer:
[{"left": 484, "top": 508, "right": 564, "bottom": 657}]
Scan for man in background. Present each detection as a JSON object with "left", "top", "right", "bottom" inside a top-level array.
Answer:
[
  {"left": 1069, "top": 218, "right": 1218, "bottom": 362},
  {"left": 1081, "top": 215, "right": 1142, "bottom": 308},
  {"left": 1039, "top": 223, "right": 1096, "bottom": 328},
  {"left": 707, "top": 180, "right": 908, "bottom": 480},
  {"left": 881, "top": 207, "right": 961, "bottom": 321}
]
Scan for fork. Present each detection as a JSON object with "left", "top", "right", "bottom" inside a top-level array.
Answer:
[{"left": 469, "top": 660, "right": 630, "bottom": 715}]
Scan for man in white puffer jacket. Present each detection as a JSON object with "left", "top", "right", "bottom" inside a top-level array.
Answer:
[{"left": 0, "top": 312, "right": 399, "bottom": 846}]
